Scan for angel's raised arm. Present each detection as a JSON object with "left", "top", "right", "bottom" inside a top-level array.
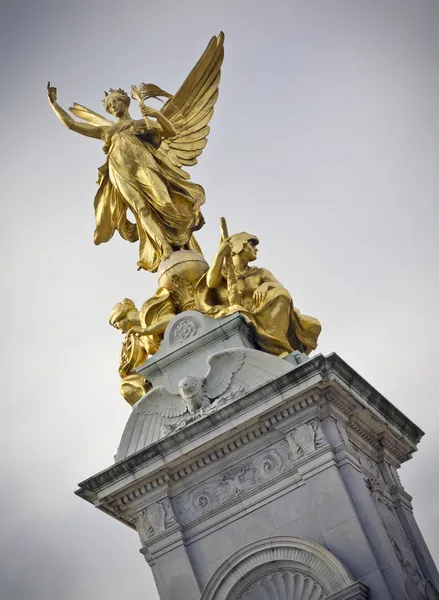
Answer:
[{"left": 47, "top": 83, "right": 109, "bottom": 140}]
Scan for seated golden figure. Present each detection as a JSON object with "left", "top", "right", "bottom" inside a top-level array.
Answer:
[{"left": 196, "top": 232, "right": 321, "bottom": 358}]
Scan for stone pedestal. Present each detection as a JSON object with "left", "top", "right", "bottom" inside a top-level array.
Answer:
[{"left": 76, "top": 312, "right": 439, "bottom": 600}]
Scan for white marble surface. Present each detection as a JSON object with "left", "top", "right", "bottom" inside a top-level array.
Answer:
[{"left": 76, "top": 315, "right": 438, "bottom": 600}]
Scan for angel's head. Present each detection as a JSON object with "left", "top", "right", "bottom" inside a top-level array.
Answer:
[
  {"left": 103, "top": 88, "right": 130, "bottom": 117},
  {"left": 229, "top": 232, "right": 259, "bottom": 262},
  {"left": 109, "top": 298, "right": 137, "bottom": 333},
  {"left": 178, "top": 376, "right": 202, "bottom": 399}
]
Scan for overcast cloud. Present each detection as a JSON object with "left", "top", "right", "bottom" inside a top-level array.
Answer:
[{"left": 1, "top": 1, "right": 438, "bottom": 599}]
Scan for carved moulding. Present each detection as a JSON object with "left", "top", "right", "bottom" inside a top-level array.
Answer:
[
  {"left": 173, "top": 440, "right": 293, "bottom": 526},
  {"left": 201, "top": 537, "right": 368, "bottom": 600},
  {"left": 323, "top": 390, "right": 412, "bottom": 466},
  {"left": 107, "top": 394, "right": 323, "bottom": 522}
]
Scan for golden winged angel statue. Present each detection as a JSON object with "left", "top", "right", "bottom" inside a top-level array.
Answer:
[{"left": 48, "top": 33, "right": 224, "bottom": 272}]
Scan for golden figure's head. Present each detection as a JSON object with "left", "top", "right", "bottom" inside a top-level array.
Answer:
[
  {"left": 229, "top": 232, "right": 259, "bottom": 262},
  {"left": 109, "top": 298, "right": 137, "bottom": 333},
  {"left": 103, "top": 88, "right": 131, "bottom": 117}
]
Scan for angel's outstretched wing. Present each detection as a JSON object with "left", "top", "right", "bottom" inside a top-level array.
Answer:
[
  {"left": 69, "top": 103, "right": 113, "bottom": 127},
  {"left": 115, "top": 386, "right": 187, "bottom": 460},
  {"left": 156, "top": 32, "right": 225, "bottom": 176},
  {"left": 203, "top": 349, "right": 245, "bottom": 400}
]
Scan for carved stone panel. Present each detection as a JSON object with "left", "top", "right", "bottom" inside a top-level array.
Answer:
[
  {"left": 373, "top": 490, "right": 424, "bottom": 589},
  {"left": 135, "top": 498, "right": 176, "bottom": 545},
  {"left": 173, "top": 441, "right": 293, "bottom": 525},
  {"left": 286, "top": 419, "right": 327, "bottom": 461}
]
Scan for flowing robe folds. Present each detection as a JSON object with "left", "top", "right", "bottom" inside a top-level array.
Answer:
[
  {"left": 94, "top": 122, "right": 205, "bottom": 272},
  {"left": 195, "top": 267, "right": 321, "bottom": 357}
]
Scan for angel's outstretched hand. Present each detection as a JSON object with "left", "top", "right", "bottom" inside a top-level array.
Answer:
[{"left": 47, "top": 81, "right": 57, "bottom": 105}]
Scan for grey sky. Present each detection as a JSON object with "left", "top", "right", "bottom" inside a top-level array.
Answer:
[{"left": 1, "top": 1, "right": 438, "bottom": 599}]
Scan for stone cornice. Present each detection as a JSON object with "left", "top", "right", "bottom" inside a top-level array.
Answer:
[
  {"left": 322, "top": 353, "right": 423, "bottom": 443},
  {"left": 76, "top": 359, "right": 323, "bottom": 498},
  {"left": 75, "top": 353, "right": 424, "bottom": 521}
]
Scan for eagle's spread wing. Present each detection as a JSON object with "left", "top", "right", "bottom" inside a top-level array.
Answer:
[
  {"left": 115, "top": 386, "right": 187, "bottom": 460},
  {"left": 203, "top": 349, "right": 245, "bottom": 400}
]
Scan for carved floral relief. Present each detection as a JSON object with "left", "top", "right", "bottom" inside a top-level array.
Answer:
[{"left": 173, "top": 441, "right": 293, "bottom": 525}]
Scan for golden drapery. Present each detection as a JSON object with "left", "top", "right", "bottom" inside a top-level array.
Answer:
[
  {"left": 195, "top": 269, "right": 321, "bottom": 357},
  {"left": 93, "top": 123, "right": 204, "bottom": 272}
]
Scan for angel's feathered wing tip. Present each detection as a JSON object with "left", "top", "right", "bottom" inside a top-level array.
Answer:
[{"left": 213, "top": 32, "right": 225, "bottom": 47}]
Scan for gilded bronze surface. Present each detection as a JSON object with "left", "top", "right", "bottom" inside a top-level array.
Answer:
[
  {"left": 47, "top": 33, "right": 224, "bottom": 272},
  {"left": 195, "top": 226, "right": 322, "bottom": 358},
  {"left": 122, "top": 223, "right": 321, "bottom": 370},
  {"left": 109, "top": 298, "right": 156, "bottom": 405},
  {"left": 48, "top": 32, "right": 322, "bottom": 405}
]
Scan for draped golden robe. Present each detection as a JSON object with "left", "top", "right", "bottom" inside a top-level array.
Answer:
[
  {"left": 195, "top": 268, "right": 321, "bottom": 357},
  {"left": 93, "top": 122, "right": 205, "bottom": 272}
]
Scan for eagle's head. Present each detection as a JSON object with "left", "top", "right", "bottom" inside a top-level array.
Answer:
[{"left": 178, "top": 376, "right": 202, "bottom": 399}]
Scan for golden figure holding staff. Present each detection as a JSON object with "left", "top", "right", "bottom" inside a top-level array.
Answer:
[
  {"left": 196, "top": 221, "right": 322, "bottom": 357},
  {"left": 47, "top": 33, "right": 224, "bottom": 272}
]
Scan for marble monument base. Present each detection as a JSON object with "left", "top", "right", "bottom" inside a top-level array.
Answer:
[{"left": 76, "top": 312, "right": 439, "bottom": 600}]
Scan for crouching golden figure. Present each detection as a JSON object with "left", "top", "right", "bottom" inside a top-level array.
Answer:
[
  {"left": 109, "top": 299, "right": 160, "bottom": 406},
  {"left": 196, "top": 231, "right": 321, "bottom": 357}
]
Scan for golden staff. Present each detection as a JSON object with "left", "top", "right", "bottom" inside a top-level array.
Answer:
[
  {"left": 220, "top": 217, "right": 242, "bottom": 306},
  {"left": 131, "top": 83, "right": 172, "bottom": 131},
  {"left": 131, "top": 85, "right": 150, "bottom": 130}
]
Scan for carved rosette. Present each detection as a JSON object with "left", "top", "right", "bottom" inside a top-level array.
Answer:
[{"left": 168, "top": 315, "right": 202, "bottom": 346}]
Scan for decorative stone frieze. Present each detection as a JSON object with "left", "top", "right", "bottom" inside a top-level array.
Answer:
[
  {"left": 173, "top": 441, "right": 293, "bottom": 525},
  {"left": 76, "top": 317, "right": 436, "bottom": 600}
]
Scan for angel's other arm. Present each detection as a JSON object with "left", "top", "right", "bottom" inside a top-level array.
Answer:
[
  {"left": 154, "top": 111, "right": 176, "bottom": 138},
  {"left": 48, "top": 85, "right": 103, "bottom": 140},
  {"left": 140, "top": 106, "right": 176, "bottom": 138},
  {"left": 51, "top": 102, "right": 104, "bottom": 139}
]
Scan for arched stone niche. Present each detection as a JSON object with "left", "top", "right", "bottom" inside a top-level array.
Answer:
[{"left": 201, "top": 537, "right": 369, "bottom": 600}]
